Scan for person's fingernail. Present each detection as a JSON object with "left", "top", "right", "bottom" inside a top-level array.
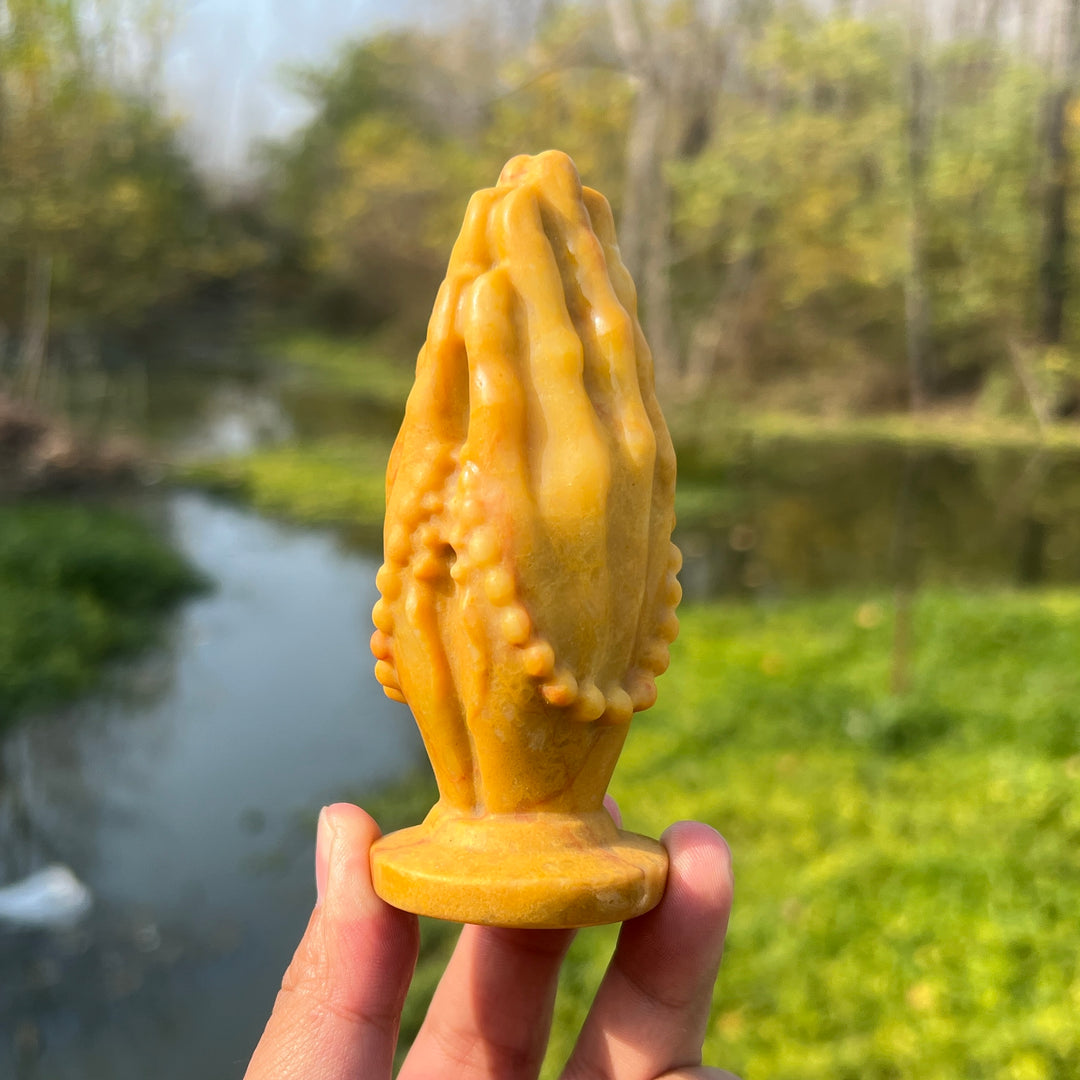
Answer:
[
  {"left": 315, "top": 806, "right": 333, "bottom": 905},
  {"left": 603, "top": 793, "right": 623, "bottom": 828}
]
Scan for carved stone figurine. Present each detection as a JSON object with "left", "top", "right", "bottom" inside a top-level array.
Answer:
[{"left": 369, "top": 150, "right": 682, "bottom": 928}]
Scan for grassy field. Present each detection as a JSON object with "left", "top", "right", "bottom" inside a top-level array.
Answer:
[
  {"left": 0, "top": 502, "right": 206, "bottom": 724},
  {"left": 201, "top": 332, "right": 1078, "bottom": 1076},
  {"left": 365, "top": 588, "right": 1080, "bottom": 1080}
]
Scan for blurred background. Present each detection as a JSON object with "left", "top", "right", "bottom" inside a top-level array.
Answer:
[{"left": 2, "top": 0, "right": 1079, "bottom": 1077}]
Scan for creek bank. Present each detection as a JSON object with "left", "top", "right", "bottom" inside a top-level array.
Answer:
[
  {"left": 0, "top": 498, "right": 207, "bottom": 726},
  {"left": 0, "top": 392, "right": 146, "bottom": 497}
]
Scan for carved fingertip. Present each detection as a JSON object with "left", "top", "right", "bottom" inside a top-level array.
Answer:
[
  {"left": 498, "top": 154, "right": 532, "bottom": 186},
  {"left": 370, "top": 629, "right": 392, "bottom": 662},
  {"left": 665, "top": 572, "right": 683, "bottom": 607},
  {"left": 460, "top": 497, "right": 483, "bottom": 528},
  {"left": 523, "top": 640, "right": 555, "bottom": 678},
  {"left": 542, "top": 670, "right": 578, "bottom": 708},
  {"left": 658, "top": 611, "right": 680, "bottom": 644},
  {"left": 375, "top": 564, "right": 401, "bottom": 601},
  {"left": 375, "top": 659, "right": 400, "bottom": 691},
  {"left": 502, "top": 605, "right": 531, "bottom": 646},
  {"left": 629, "top": 672, "right": 658, "bottom": 712},
  {"left": 484, "top": 566, "right": 515, "bottom": 606},
  {"left": 669, "top": 542, "right": 684, "bottom": 573},
  {"left": 383, "top": 686, "right": 407, "bottom": 704},
  {"left": 372, "top": 598, "right": 394, "bottom": 633},
  {"left": 642, "top": 641, "right": 671, "bottom": 675},
  {"left": 603, "top": 687, "right": 634, "bottom": 726},
  {"left": 574, "top": 682, "right": 606, "bottom": 723},
  {"left": 467, "top": 526, "right": 499, "bottom": 567}
]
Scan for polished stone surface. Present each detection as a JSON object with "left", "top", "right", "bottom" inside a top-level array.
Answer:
[{"left": 369, "top": 151, "right": 680, "bottom": 926}]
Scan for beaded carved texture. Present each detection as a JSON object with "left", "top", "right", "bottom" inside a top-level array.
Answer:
[{"left": 371, "top": 150, "right": 681, "bottom": 791}]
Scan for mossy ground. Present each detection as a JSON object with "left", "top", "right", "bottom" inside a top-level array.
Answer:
[
  {"left": 365, "top": 589, "right": 1080, "bottom": 1079},
  {"left": 0, "top": 502, "right": 207, "bottom": 724}
]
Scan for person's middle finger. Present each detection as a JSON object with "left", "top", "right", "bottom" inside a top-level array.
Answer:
[{"left": 398, "top": 923, "right": 575, "bottom": 1080}]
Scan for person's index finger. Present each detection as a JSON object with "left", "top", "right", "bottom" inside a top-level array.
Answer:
[
  {"left": 245, "top": 803, "right": 420, "bottom": 1080},
  {"left": 561, "top": 821, "right": 734, "bottom": 1080}
]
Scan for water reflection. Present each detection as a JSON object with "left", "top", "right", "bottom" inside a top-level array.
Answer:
[
  {"left": 0, "top": 493, "right": 422, "bottom": 1080},
  {"left": 677, "top": 439, "right": 1080, "bottom": 600}
]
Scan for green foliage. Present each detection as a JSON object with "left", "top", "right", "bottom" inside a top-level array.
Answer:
[
  {"left": 374, "top": 589, "right": 1080, "bottom": 1078},
  {"left": 0, "top": 1, "right": 261, "bottom": 342},
  {"left": 0, "top": 501, "right": 206, "bottom": 722},
  {"left": 180, "top": 438, "right": 390, "bottom": 535},
  {"left": 261, "top": 10, "right": 631, "bottom": 340},
  {"left": 267, "top": 331, "right": 416, "bottom": 407}
]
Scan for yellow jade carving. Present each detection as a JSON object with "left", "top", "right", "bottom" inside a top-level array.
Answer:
[{"left": 369, "top": 150, "right": 682, "bottom": 928}]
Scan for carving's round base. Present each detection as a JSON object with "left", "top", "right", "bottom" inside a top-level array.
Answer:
[{"left": 370, "top": 809, "right": 668, "bottom": 928}]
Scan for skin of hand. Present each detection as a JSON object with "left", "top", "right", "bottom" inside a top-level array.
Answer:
[{"left": 244, "top": 800, "right": 739, "bottom": 1080}]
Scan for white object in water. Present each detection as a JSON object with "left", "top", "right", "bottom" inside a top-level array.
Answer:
[{"left": 0, "top": 865, "right": 93, "bottom": 929}]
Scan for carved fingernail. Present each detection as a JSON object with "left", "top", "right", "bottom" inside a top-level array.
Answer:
[
  {"left": 542, "top": 670, "right": 578, "bottom": 707},
  {"left": 628, "top": 671, "right": 658, "bottom": 711},
  {"left": 370, "top": 629, "right": 392, "bottom": 661}
]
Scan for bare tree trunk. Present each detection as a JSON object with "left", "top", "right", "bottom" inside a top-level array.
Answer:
[
  {"left": 633, "top": 93, "right": 680, "bottom": 385},
  {"left": 1032, "top": 41, "right": 1075, "bottom": 345},
  {"left": 1038, "top": 0, "right": 1080, "bottom": 415},
  {"left": 1040, "top": 90, "right": 1071, "bottom": 346},
  {"left": 19, "top": 252, "right": 53, "bottom": 401},
  {"left": 904, "top": 51, "right": 934, "bottom": 411},
  {"left": 685, "top": 247, "right": 759, "bottom": 391},
  {"left": 606, "top": 0, "right": 681, "bottom": 385}
]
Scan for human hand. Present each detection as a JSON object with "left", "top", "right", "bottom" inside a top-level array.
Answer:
[{"left": 244, "top": 801, "right": 738, "bottom": 1080}]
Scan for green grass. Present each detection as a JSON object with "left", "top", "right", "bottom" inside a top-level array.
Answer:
[
  {"left": 369, "top": 588, "right": 1080, "bottom": 1079},
  {"left": 178, "top": 436, "right": 391, "bottom": 539},
  {"left": 739, "top": 409, "right": 1080, "bottom": 454},
  {"left": 0, "top": 502, "right": 207, "bottom": 724},
  {"left": 266, "top": 330, "right": 416, "bottom": 409}
]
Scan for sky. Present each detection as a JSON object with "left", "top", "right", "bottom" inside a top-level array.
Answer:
[{"left": 162, "top": 0, "right": 430, "bottom": 180}]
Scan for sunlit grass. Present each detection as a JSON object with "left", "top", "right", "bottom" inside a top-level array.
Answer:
[
  {"left": 178, "top": 437, "right": 390, "bottom": 536},
  {"left": 366, "top": 589, "right": 1080, "bottom": 1079},
  {"left": 739, "top": 409, "right": 1080, "bottom": 454},
  {"left": 266, "top": 330, "right": 416, "bottom": 408}
]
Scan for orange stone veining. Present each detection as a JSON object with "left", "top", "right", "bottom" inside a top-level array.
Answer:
[{"left": 368, "top": 150, "right": 681, "bottom": 928}]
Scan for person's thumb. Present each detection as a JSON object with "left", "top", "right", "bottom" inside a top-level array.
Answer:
[{"left": 244, "top": 803, "right": 420, "bottom": 1079}]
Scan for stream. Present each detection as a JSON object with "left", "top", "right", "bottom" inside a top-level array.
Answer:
[{"left": 0, "top": 491, "right": 422, "bottom": 1079}]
